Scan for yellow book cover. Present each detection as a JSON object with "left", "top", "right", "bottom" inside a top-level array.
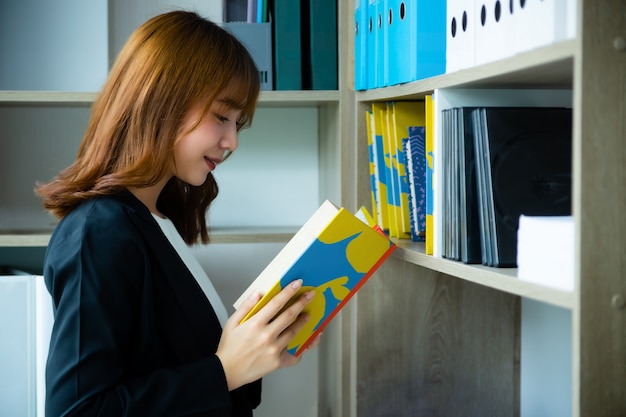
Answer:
[
  {"left": 365, "top": 109, "right": 379, "bottom": 224},
  {"left": 382, "top": 103, "right": 400, "bottom": 238},
  {"left": 370, "top": 102, "right": 390, "bottom": 232},
  {"left": 391, "top": 100, "right": 426, "bottom": 239},
  {"left": 233, "top": 200, "right": 396, "bottom": 357},
  {"left": 425, "top": 94, "right": 435, "bottom": 255}
]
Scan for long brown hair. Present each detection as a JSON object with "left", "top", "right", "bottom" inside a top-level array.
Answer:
[{"left": 35, "top": 11, "right": 260, "bottom": 244}]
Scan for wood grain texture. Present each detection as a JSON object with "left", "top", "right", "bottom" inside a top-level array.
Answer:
[
  {"left": 355, "top": 258, "right": 520, "bottom": 416},
  {"left": 575, "top": 0, "right": 626, "bottom": 415}
]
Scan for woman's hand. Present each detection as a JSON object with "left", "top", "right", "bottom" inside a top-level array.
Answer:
[{"left": 216, "top": 279, "right": 316, "bottom": 391}]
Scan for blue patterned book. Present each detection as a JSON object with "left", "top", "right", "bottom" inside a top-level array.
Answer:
[{"left": 403, "top": 126, "right": 427, "bottom": 242}]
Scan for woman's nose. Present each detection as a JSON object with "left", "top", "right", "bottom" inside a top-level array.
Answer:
[{"left": 221, "top": 125, "right": 239, "bottom": 156}]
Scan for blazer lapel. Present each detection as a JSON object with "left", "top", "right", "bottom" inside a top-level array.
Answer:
[{"left": 115, "top": 191, "right": 221, "bottom": 354}]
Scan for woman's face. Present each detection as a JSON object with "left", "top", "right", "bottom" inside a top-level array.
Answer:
[{"left": 172, "top": 99, "right": 242, "bottom": 186}]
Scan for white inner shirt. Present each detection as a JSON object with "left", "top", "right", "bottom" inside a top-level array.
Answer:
[{"left": 152, "top": 214, "right": 228, "bottom": 327}]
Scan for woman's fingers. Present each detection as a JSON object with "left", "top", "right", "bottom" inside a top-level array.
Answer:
[
  {"left": 251, "top": 279, "right": 310, "bottom": 325},
  {"left": 230, "top": 290, "right": 262, "bottom": 325},
  {"left": 216, "top": 280, "right": 323, "bottom": 390},
  {"left": 271, "top": 291, "right": 314, "bottom": 339}
]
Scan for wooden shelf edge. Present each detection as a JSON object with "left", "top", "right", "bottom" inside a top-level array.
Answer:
[
  {"left": 207, "top": 227, "right": 295, "bottom": 244},
  {"left": 0, "top": 90, "right": 340, "bottom": 106},
  {"left": 0, "top": 234, "right": 51, "bottom": 247},
  {"left": 0, "top": 91, "right": 96, "bottom": 105},
  {"left": 357, "top": 39, "right": 576, "bottom": 102},
  {"left": 0, "top": 229, "right": 295, "bottom": 247},
  {"left": 392, "top": 240, "right": 575, "bottom": 310},
  {"left": 258, "top": 90, "right": 340, "bottom": 106}
]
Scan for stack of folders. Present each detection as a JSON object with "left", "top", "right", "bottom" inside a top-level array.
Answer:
[
  {"left": 439, "top": 107, "right": 573, "bottom": 267},
  {"left": 517, "top": 215, "right": 575, "bottom": 291},
  {"left": 365, "top": 97, "right": 436, "bottom": 251},
  {"left": 446, "top": 0, "right": 577, "bottom": 73},
  {"left": 272, "top": 0, "right": 338, "bottom": 90},
  {"left": 354, "top": 0, "right": 446, "bottom": 90}
]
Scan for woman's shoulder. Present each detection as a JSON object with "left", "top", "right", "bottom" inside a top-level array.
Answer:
[{"left": 51, "top": 191, "right": 151, "bottom": 245}]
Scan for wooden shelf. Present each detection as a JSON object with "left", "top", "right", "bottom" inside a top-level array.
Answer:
[
  {"left": 0, "top": 234, "right": 51, "bottom": 248},
  {"left": 0, "top": 90, "right": 340, "bottom": 106},
  {"left": 392, "top": 240, "right": 575, "bottom": 310},
  {"left": 258, "top": 90, "right": 340, "bottom": 106},
  {"left": 0, "top": 227, "right": 296, "bottom": 247},
  {"left": 0, "top": 91, "right": 96, "bottom": 105},
  {"left": 356, "top": 40, "right": 575, "bottom": 102}
]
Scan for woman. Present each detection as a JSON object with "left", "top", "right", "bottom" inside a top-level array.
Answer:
[{"left": 36, "top": 10, "right": 318, "bottom": 417}]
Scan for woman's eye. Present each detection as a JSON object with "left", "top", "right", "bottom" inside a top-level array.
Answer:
[{"left": 216, "top": 114, "right": 229, "bottom": 123}]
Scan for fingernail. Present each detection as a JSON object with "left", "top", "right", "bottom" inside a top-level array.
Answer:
[
  {"left": 291, "top": 279, "right": 303, "bottom": 289},
  {"left": 305, "top": 290, "right": 315, "bottom": 300},
  {"left": 248, "top": 291, "right": 260, "bottom": 301}
]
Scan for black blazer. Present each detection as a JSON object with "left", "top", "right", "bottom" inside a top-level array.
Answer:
[{"left": 44, "top": 191, "right": 261, "bottom": 417}]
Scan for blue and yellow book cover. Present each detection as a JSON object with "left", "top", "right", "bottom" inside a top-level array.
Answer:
[
  {"left": 365, "top": 110, "right": 379, "bottom": 224},
  {"left": 425, "top": 94, "right": 435, "bottom": 255},
  {"left": 371, "top": 102, "right": 391, "bottom": 233},
  {"left": 391, "top": 101, "right": 425, "bottom": 239},
  {"left": 382, "top": 103, "right": 401, "bottom": 237},
  {"left": 405, "top": 126, "right": 427, "bottom": 242},
  {"left": 236, "top": 201, "right": 396, "bottom": 357}
]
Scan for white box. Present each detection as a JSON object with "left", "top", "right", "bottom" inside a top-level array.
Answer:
[
  {"left": 446, "top": 0, "right": 476, "bottom": 72},
  {"left": 0, "top": 272, "right": 53, "bottom": 417},
  {"left": 509, "top": 0, "right": 572, "bottom": 55},
  {"left": 474, "top": 0, "right": 515, "bottom": 65},
  {"left": 517, "top": 215, "right": 575, "bottom": 291}
]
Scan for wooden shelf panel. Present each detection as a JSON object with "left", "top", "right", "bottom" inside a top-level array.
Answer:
[
  {"left": 0, "top": 234, "right": 51, "bottom": 247},
  {"left": 392, "top": 239, "right": 575, "bottom": 310},
  {"left": 258, "top": 90, "right": 340, "bottom": 106},
  {"left": 0, "top": 227, "right": 295, "bottom": 247},
  {"left": 0, "top": 91, "right": 96, "bottom": 105},
  {"left": 357, "top": 40, "right": 575, "bottom": 102},
  {"left": 0, "top": 90, "right": 340, "bottom": 106}
]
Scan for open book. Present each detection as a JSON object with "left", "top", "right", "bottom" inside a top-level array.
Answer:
[{"left": 234, "top": 200, "right": 396, "bottom": 356}]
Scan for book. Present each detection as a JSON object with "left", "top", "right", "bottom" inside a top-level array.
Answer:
[
  {"left": 440, "top": 107, "right": 482, "bottom": 263},
  {"left": 222, "top": 22, "right": 273, "bottom": 91},
  {"left": 381, "top": 103, "right": 401, "bottom": 237},
  {"left": 424, "top": 94, "right": 435, "bottom": 255},
  {"left": 393, "top": 0, "right": 446, "bottom": 84},
  {"left": 472, "top": 107, "right": 573, "bottom": 267},
  {"left": 390, "top": 100, "right": 426, "bottom": 239},
  {"left": 458, "top": 107, "right": 483, "bottom": 265},
  {"left": 354, "top": 0, "right": 368, "bottom": 90},
  {"left": 365, "top": 109, "right": 379, "bottom": 223},
  {"left": 403, "top": 125, "right": 427, "bottom": 242},
  {"left": 247, "top": 0, "right": 257, "bottom": 23},
  {"left": 370, "top": 102, "right": 391, "bottom": 233},
  {"left": 233, "top": 200, "right": 396, "bottom": 356},
  {"left": 271, "top": 0, "right": 302, "bottom": 89},
  {"left": 308, "top": 0, "right": 338, "bottom": 90}
]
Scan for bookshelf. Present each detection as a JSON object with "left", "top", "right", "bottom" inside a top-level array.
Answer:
[
  {"left": 2, "top": 0, "right": 623, "bottom": 416},
  {"left": 340, "top": 0, "right": 626, "bottom": 416},
  {"left": 0, "top": 92, "right": 338, "bottom": 248},
  {"left": 0, "top": 2, "right": 342, "bottom": 417}
]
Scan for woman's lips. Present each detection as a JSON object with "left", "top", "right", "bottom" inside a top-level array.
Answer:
[{"left": 204, "top": 156, "right": 217, "bottom": 171}]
